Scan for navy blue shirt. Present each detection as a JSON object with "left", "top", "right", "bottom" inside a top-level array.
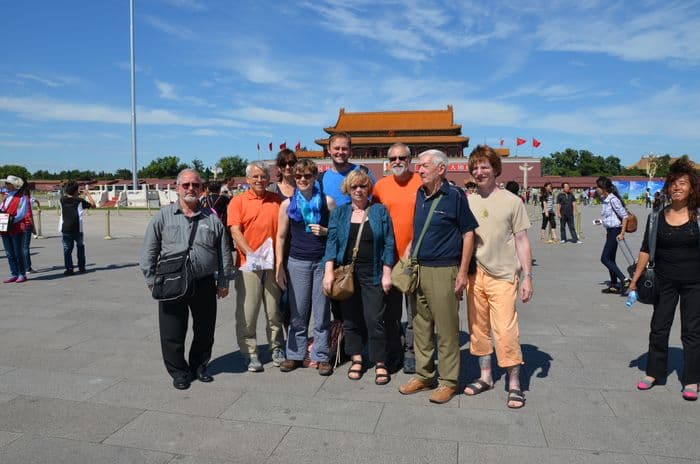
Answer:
[{"left": 412, "top": 180, "right": 478, "bottom": 267}]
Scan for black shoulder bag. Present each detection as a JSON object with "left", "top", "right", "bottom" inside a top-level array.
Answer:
[
  {"left": 634, "top": 210, "right": 660, "bottom": 305},
  {"left": 152, "top": 218, "right": 199, "bottom": 301}
]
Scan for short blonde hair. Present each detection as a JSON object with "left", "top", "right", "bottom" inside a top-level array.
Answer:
[{"left": 341, "top": 169, "right": 373, "bottom": 196}]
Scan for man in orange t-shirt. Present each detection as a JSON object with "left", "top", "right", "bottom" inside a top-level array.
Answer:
[
  {"left": 228, "top": 162, "right": 284, "bottom": 372},
  {"left": 373, "top": 143, "right": 423, "bottom": 374}
]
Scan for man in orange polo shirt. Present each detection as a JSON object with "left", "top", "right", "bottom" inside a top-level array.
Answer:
[
  {"left": 228, "top": 162, "right": 285, "bottom": 372},
  {"left": 373, "top": 142, "right": 423, "bottom": 374}
]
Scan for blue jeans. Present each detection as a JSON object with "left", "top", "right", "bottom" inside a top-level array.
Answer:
[
  {"left": 285, "top": 257, "right": 330, "bottom": 362},
  {"left": 2, "top": 233, "right": 25, "bottom": 277},
  {"left": 600, "top": 227, "right": 626, "bottom": 289},
  {"left": 22, "top": 229, "right": 32, "bottom": 270},
  {"left": 62, "top": 232, "right": 85, "bottom": 271}
]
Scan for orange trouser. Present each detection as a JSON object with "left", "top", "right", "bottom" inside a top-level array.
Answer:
[{"left": 466, "top": 266, "right": 523, "bottom": 368}]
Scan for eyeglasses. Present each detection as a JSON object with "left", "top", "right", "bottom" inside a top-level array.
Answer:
[
  {"left": 388, "top": 155, "right": 408, "bottom": 162},
  {"left": 351, "top": 184, "right": 369, "bottom": 190},
  {"left": 179, "top": 182, "right": 201, "bottom": 189},
  {"left": 294, "top": 173, "right": 314, "bottom": 180},
  {"left": 279, "top": 161, "right": 296, "bottom": 168}
]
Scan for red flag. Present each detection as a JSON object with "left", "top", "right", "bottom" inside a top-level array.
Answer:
[
  {"left": 295, "top": 141, "right": 301, "bottom": 151},
  {"left": 532, "top": 138, "right": 541, "bottom": 148},
  {"left": 268, "top": 142, "right": 273, "bottom": 152},
  {"left": 499, "top": 139, "right": 504, "bottom": 146},
  {"left": 279, "top": 142, "right": 287, "bottom": 150},
  {"left": 516, "top": 137, "right": 526, "bottom": 146}
]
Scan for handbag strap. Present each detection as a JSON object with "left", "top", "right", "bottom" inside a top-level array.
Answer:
[
  {"left": 647, "top": 208, "right": 660, "bottom": 267},
  {"left": 186, "top": 215, "right": 199, "bottom": 253},
  {"left": 349, "top": 206, "right": 370, "bottom": 264},
  {"left": 411, "top": 195, "right": 442, "bottom": 260}
]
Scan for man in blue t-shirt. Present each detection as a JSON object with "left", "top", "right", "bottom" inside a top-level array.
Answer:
[{"left": 320, "top": 132, "right": 375, "bottom": 207}]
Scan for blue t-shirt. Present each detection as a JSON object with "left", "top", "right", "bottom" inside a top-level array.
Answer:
[
  {"left": 320, "top": 164, "right": 376, "bottom": 207},
  {"left": 413, "top": 180, "right": 478, "bottom": 267}
]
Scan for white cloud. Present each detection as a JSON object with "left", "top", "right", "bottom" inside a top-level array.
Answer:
[
  {"left": 225, "top": 107, "right": 326, "bottom": 127},
  {"left": 0, "top": 95, "right": 246, "bottom": 128},
  {"left": 161, "top": 0, "right": 207, "bottom": 11},
  {"left": 16, "top": 73, "right": 80, "bottom": 88},
  {"left": 155, "top": 80, "right": 207, "bottom": 106},
  {"left": 535, "top": 3, "right": 700, "bottom": 64},
  {"left": 142, "top": 14, "right": 194, "bottom": 40},
  {"left": 191, "top": 128, "right": 222, "bottom": 136}
]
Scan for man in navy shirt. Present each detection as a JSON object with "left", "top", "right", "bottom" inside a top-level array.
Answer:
[{"left": 398, "top": 149, "right": 478, "bottom": 404}]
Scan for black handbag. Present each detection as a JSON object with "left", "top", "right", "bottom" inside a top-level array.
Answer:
[
  {"left": 151, "top": 218, "right": 199, "bottom": 301},
  {"left": 634, "top": 210, "right": 660, "bottom": 305}
]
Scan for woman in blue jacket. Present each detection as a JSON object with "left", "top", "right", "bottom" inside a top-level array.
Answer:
[{"left": 322, "top": 170, "right": 395, "bottom": 385}]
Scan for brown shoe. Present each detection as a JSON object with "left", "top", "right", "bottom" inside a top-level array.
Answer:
[
  {"left": 318, "top": 361, "right": 333, "bottom": 376},
  {"left": 398, "top": 377, "right": 434, "bottom": 395},
  {"left": 279, "top": 359, "right": 303, "bottom": 372},
  {"left": 429, "top": 385, "right": 457, "bottom": 404}
]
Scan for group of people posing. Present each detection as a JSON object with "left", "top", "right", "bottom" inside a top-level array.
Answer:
[
  {"left": 1, "top": 177, "right": 95, "bottom": 282},
  {"left": 140, "top": 132, "right": 533, "bottom": 408}
]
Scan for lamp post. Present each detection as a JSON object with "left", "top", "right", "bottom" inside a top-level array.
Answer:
[
  {"left": 129, "top": 0, "right": 138, "bottom": 190},
  {"left": 211, "top": 166, "right": 223, "bottom": 179},
  {"left": 518, "top": 162, "right": 533, "bottom": 191}
]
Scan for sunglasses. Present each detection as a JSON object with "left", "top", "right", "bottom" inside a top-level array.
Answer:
[
  {"left": 294, "top": 173, "right": 314, "bottom": 180},
  {"left": 279, "top": 161, "right": 296, "bottom": 168},
  {"left": 388, "top": 155, "right": 408, "bottom": 162},
  {"left": 351, "top": 184, "right": 369, "bottom": 190},
  {"left": 179, "top": 182, "right": 201, "bottom": 189}
]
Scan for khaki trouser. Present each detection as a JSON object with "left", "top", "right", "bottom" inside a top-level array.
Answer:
[
  {"left": 467, "top": 266, "right": 523, "bottom": 368},
  {"left": 234, "top": 269, "right": 284, "bottom": 358},
  {"left": 413, "top": 265, "right": 460, "bottom": 388}
]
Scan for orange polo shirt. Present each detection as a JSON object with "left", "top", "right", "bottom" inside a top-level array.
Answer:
[
  {"left": 373, "top": 172, "right": 423, "bottom": 257},
  {"left": 227, "top": 189, "right": 282, "bottom": 267}
]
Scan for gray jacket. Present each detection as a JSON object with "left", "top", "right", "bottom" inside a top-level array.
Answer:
[{"left": 140, "top": 203, "right": 234, "bottom": 289}]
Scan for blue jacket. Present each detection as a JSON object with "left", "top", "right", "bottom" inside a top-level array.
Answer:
[{"left": 323, "top": 203, "right": 395, "bottom": 285}]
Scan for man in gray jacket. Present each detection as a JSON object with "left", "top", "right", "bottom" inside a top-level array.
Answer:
[{"left": 141, "top": 169, "right": 233, "bottom": 390}]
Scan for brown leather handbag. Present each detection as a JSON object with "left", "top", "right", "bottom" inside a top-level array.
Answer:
[{"left": 329, "top": 208, "right": 369, "bottom": 300}]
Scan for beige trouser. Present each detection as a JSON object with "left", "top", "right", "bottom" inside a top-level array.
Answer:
[
  {"left": 467, "top": 266, "right": 523, "bottom": 368},
  {"left": 234, "top": 269, "right": 284, "bottom": 358},
  {"left": 413, "top": 265, "right": 460, "bottom": 388}
]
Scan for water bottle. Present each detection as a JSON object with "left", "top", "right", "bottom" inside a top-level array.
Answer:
[{"left": 625, "top": 290, "right": 638, "bottom": 309}]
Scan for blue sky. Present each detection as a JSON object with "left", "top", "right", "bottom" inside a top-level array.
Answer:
[{"left": 1, "top": 0, "right": 699, "bottom": 173}]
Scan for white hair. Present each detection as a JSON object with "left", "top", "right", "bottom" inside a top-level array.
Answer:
[
  {"left": 176, "top": 168, "right": 201, "bottom": 184},
  {"left": 418, "top": 149, "right": 448, "bottom": 167},
  {"left": 246, "top": 161, "right": 270, "bottom": 178}
]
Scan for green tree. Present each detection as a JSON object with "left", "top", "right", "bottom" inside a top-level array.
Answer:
[
  {"left": 217, "top": 155, "right": 248, "bottom": 178},
  {"left": 541, "top": 149, "right": 624, "bottom": 176},
  {"left": 191, "top": 158, "right": 205, "bottom": 175},
  {"left": 0, "top": 165, "right": 31, "bottom": 180},
  {"left": 114, "top": 168, "right": 133, "bottom": 179},
  {"left": 138, "top": 156, "right": 189, "bottom": 178},
  {"left": 653, "top": 154, "right": 672, "bottom": 178}
]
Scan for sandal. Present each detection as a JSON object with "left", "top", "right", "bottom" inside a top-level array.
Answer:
[
  {"left": 682, "top": 385, "right": 698, "bottom": 401},
  {"left": 347, "top": 360, "right": 363, "bottom": 381},
  {"left": 507, "top": 389, "right": 526, "bottom": 409},
  {"left": 375, "top": 364, "right": 390, "bottom": 386},
  {"left": 464, "top": 379, "right": 493, "bottom": 396},
  {"left": 637, "top": 376, "right": 656, "bottom": 391}
]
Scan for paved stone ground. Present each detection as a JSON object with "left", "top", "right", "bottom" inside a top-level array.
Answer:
[{"left": 0, "top": 204, "right": 698, "bottom": 463}]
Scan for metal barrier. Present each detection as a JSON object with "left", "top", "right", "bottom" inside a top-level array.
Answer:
[
  {"left": 104, "top": 210, "right": 113, "bottom": 240},
  {"left": 34, "top": 209, "right": 44, "bottom": 239}
]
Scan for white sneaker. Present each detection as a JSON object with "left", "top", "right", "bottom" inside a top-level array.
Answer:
[
  {"left": 247, "top": 355, "right": 263, "bottom": 372},
  {"left": 575, "top": 241, "right": 583, "bottom": 244},
  {"left": 560, "top": 240, "right": 567, "bottom": 244},
  {"left": 272, "top": 348, "right": 285, "bottom": 367}
]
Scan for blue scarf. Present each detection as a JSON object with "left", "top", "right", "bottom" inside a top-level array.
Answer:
[{"left": 288, "top": 186, "right": 322, "bottom": 232}]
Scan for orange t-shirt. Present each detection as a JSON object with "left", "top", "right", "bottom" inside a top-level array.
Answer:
[
  {"left": 373, "top": 172, "right": 423, "bottom": 257},
  {"left": 227, "top": 189, "right": 282, "bottom": 266}
]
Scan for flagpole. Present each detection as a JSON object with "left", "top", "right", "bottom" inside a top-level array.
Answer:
[{"left": 129, "top": 0, "right": 138, "bottom": 190}]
